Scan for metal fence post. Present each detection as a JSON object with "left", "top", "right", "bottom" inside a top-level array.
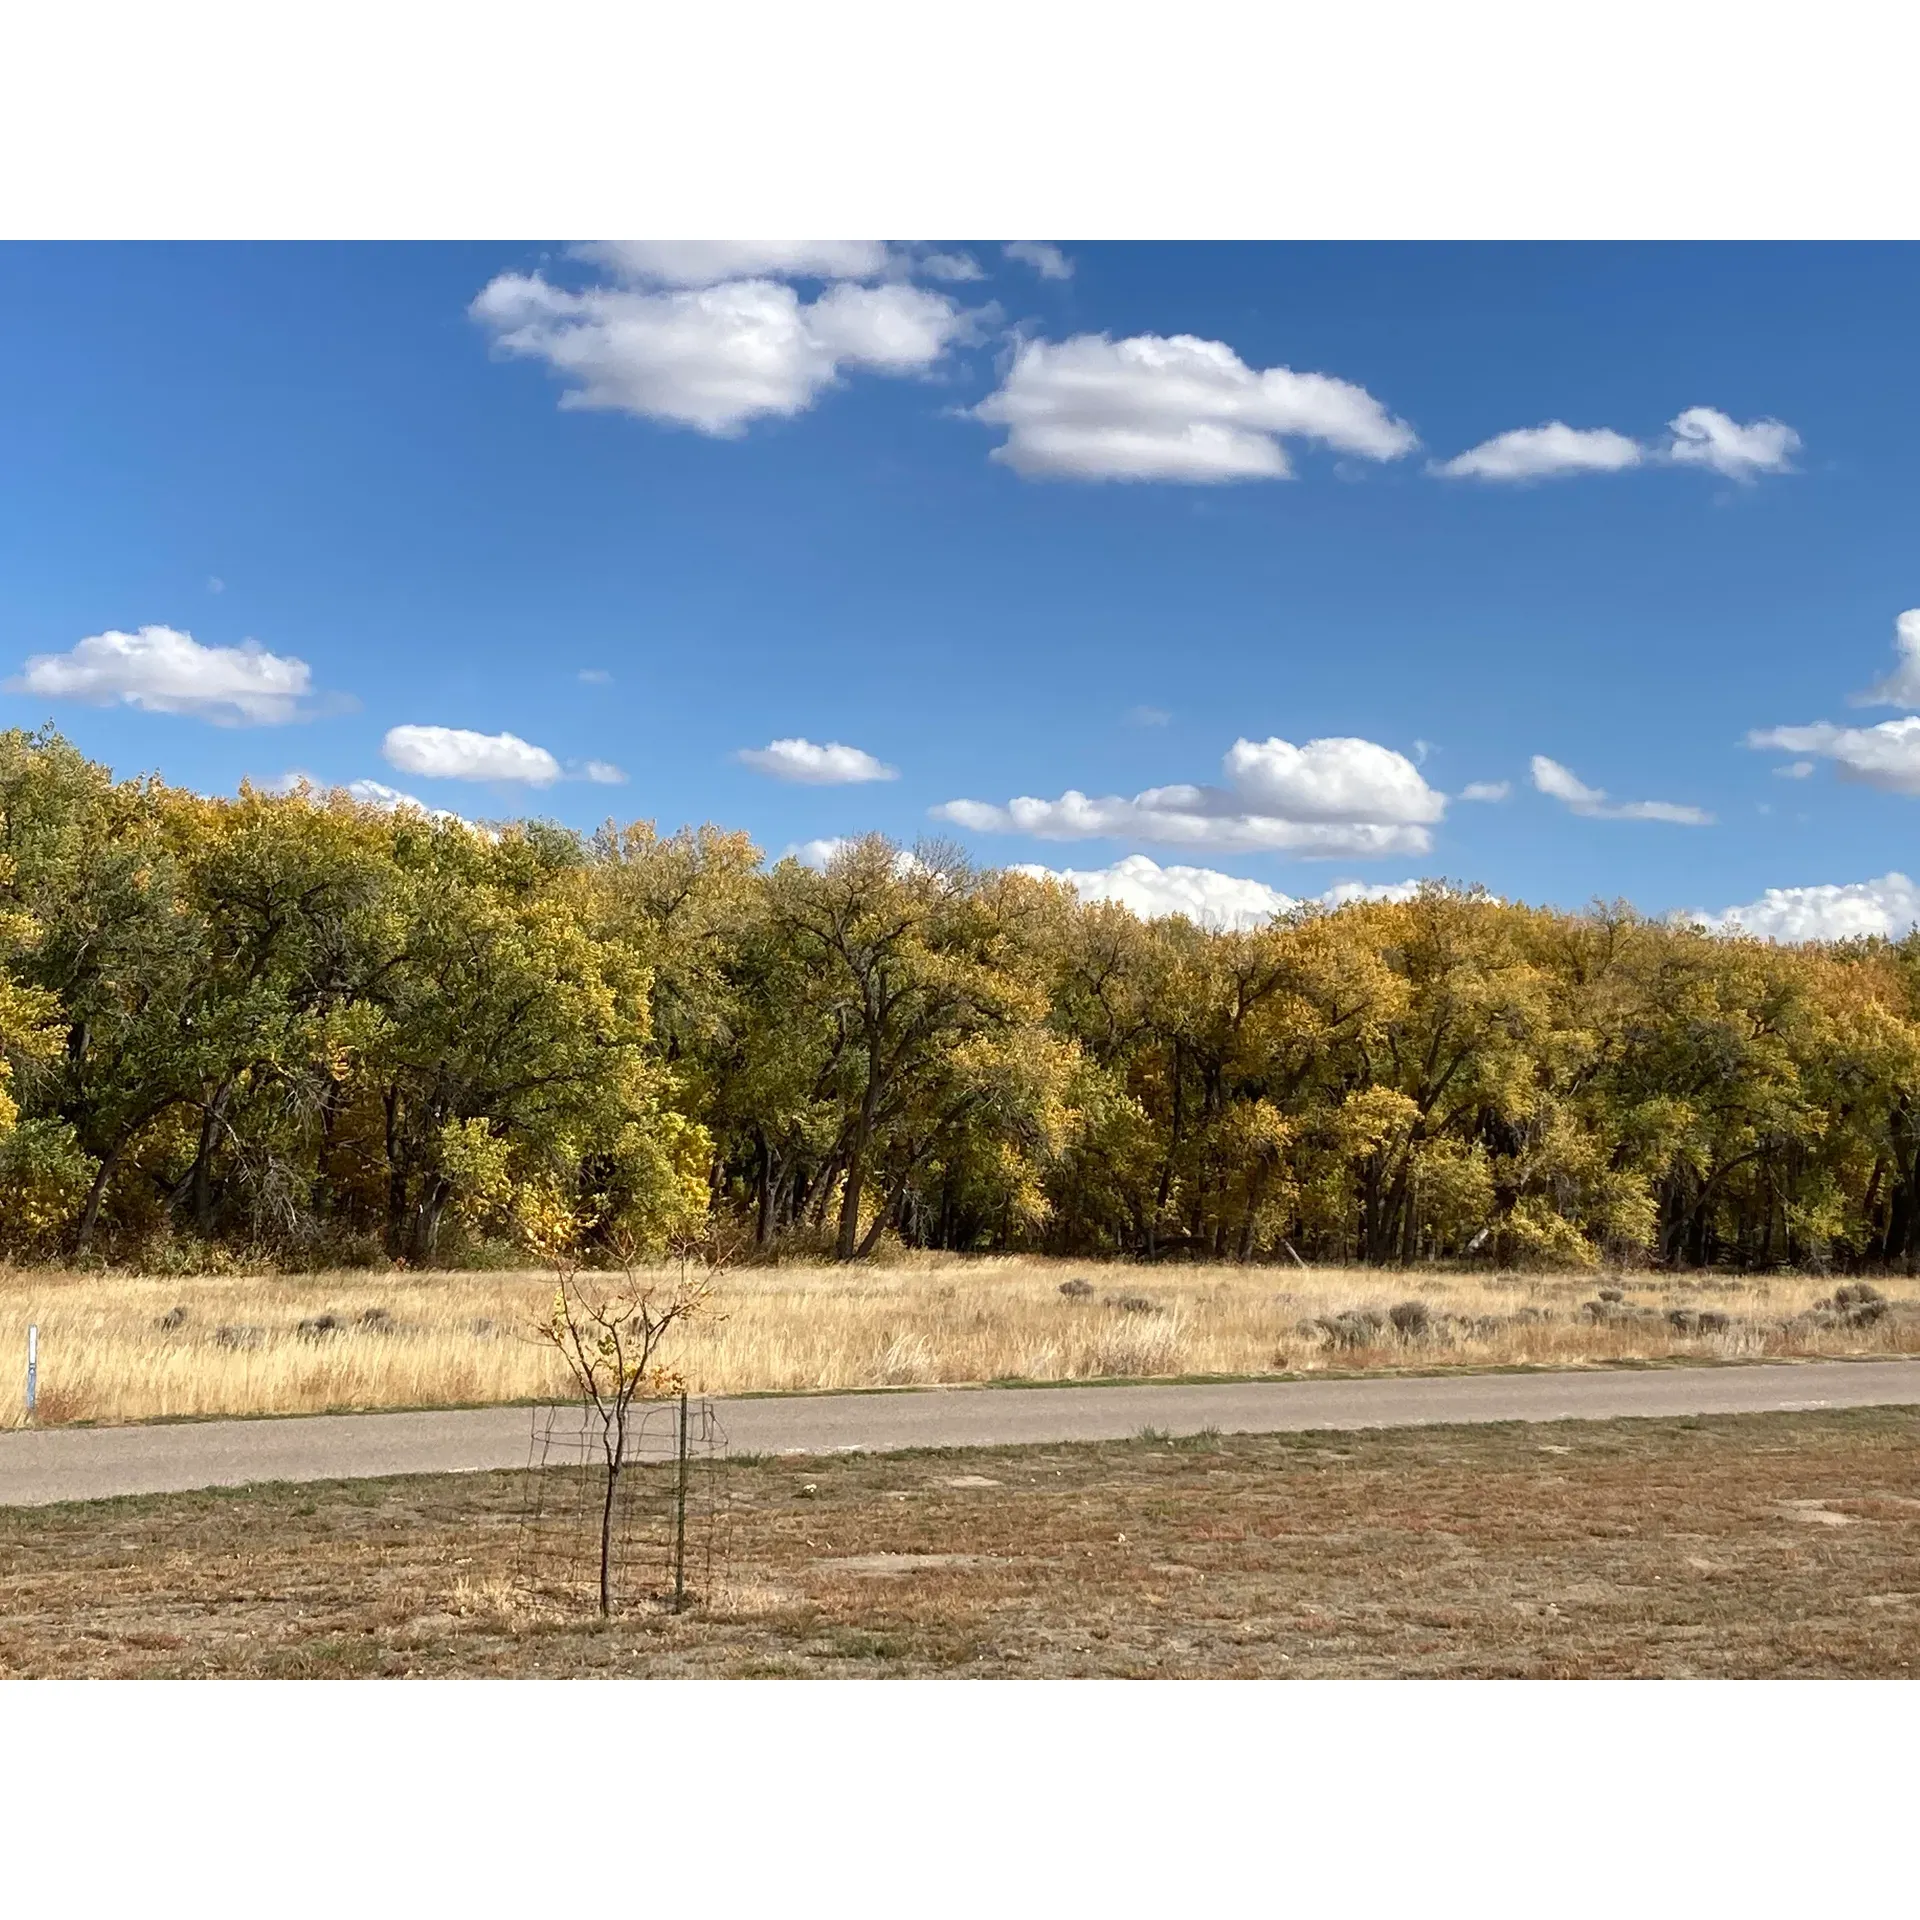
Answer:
[
  {"left": 672, "top": 1389, "right": 690, "bottom": 1613},
  {"left": 26, "top": 1323, "right": 38, "bottom": 1421}
]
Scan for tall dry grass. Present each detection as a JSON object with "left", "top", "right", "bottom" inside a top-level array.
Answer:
[{"left": 2, "top": 1253, "right": 1916, "bottom": 1428}]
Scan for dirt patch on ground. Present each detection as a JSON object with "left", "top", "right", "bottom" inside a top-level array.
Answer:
[{"left": 2, "top": 1407, "right": 1917, "bottom": 1677}]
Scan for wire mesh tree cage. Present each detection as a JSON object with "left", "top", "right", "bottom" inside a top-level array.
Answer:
[{"left": 515, "top": 1394, "right": 734, "bottom": 1616}]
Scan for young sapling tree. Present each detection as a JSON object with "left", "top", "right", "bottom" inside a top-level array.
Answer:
[{"left": 525, "top": 1195, "right": 719, "bottom": 1617}]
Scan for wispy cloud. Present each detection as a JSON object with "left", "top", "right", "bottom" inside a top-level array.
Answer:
[
  {"left": 1003, "top": 241, "right": 1073, "bottom": 280},
  {"left": 918, "top": 250, "right": 984, "bottom": 282},
  {"left": 1530, "top": 755, "right": 1713, "bottom": 825},
  {"left": 1434, "top": 422, "right": 1643, "bottom": 482},
  {"left": 1748, "top": 719, "right": 1920, "bottom": 794},
  {"left": 1664, "top": 406, "right": 1799, "bottom": 481},
  {"left": 1434, "top": 407, "right": 1799, "bottom": 484},
  {"left": 574, "top": 241, "right": 896, "bottom": 287}
]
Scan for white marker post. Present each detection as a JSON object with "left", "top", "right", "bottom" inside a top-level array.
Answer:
[{"left": 25, "top": 1324, "right": 36, "bottom": 1421}]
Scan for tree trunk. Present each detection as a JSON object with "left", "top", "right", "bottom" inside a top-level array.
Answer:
[
  {"left": 599, "top": 1452, "right": 620, "bottom": 1618},
  {"left": 383, "top": 1088, "right": 409, "bottom": 1256},
  {"left": 857, "top": 1163, "right": 925, "bottom": 1259},
  {"left": 834, "top": 1150, "right": 867, "bottom": 1261},
  {"left": 311, "top": 1071, "right": 346, "bottom": 1222},
  {"left": 403, "top": 1176, "right": 451, "bottom": 1265},
  {"left": 754, "top": 1132, "right": 776, "bottom": 1247},
  {"left": 73, "top": 1149, "right": 121, "bottom": 1258},
  {"left": 1150, "top": 1041, "right": 1186, "bottom": 1258},
  {"left": 187, "top": 1078, "right": 235, "bottom": 1238},
  {"left": 807, "top": 1153, "right": 842, "bottom": 1230},
  {"left": 72, "top": 1101, "right": 178, "bottom": 1255},
  {"left": 835, "top": 1063, "right": 885, "bottom": 1261}
]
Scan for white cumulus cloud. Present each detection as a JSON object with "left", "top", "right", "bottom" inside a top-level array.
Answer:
[
  {"left": 576, "top": 241, "right": 895, "bottom": 286},
  {"left": 472, "top": 269, "right": 968, "bottom": 437},
  {"left": 1749, "top": 609, "right": 1920, "bottom": 789},
  {"left": 783, "top": 836, "right": 924, "bottom": 878},
  {"left": 1318, "top": 879, "right": 1427, "bottom": 908},
  {"left": 1663, "top": 406, "right": 1799, "bottom": 481},
  {"left": 581, "top": 760, "right": 628, "bottom": 785},
  {"left": 973, "top": 333, "right": 1417, "bottom": 483},
  {"left": 1460, "top": 780, "right": 1511, "bottom": 802},
  {"left": 347, "top": 777, "right": 431, "bottom": 810},
  {"left": 1015, "top": 855, "right": 1294, "bottom": 928},
  {"left": 1530, "top": 755, "right": 1713, "bottom": 825},
  {"left": 1434, "top": 422, "right": 1644, "bottom": 481},
  {"left": 1012, "top": 855, "right": 1427, "bottom": 929},
  {"left": 1749, "top": 609, "right": 1920, "bottom": 790},
  {"left": 1747, "top": 718, "right": 1920, "bottom": 794},
  {"left": 256, "top": 773, "right": 464, "bottom": 824},
  {"left": 1223, "top": 736, "right": 1442, "bottom": 825},
  {"left": 345, "top": 778, "right": 468, "bottom": 823},
  {"left": 1689, "top": 873, "right": 1920, "bottom": 943},
  {"left": 383, "top": 724, "right": 561, "bottom": 786},
  {"left": 1854, "top": 609, "right": 1920, "bottom": 708},
  {"left": 9, "top": 625, "right": 313, "bottom": 725},
  {"left": 737, "top": 738, "right": 898, "bottom": 784},
  {"left": 787, "top": 837, "right": 854, "bottom": 870},
  {"left": 1003, "top": 241, "right": 1073, "bottom": 280},
  {"left": 936, "top": 736, "right": 1445, "bottom": 859}
]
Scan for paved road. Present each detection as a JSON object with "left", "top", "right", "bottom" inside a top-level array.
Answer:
[{"left": 2, "top": 1359, "right": 1917, "bottom": 1508}]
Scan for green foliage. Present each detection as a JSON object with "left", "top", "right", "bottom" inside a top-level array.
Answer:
[
  {"left": 9, "top": 726, "right": 1920, "bottom": 1272},
  {"left": 0, "top": 731, "right": 705, "bottom": 1267},
  {"left": 0, "top": 1118, "right": 97, "bottom": 1259}
]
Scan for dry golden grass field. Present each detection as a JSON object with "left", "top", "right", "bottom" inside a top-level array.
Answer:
[
  {"left": 3, "top": 1408, "right": 1915, "bottom": 1677},
  {"left": 4, "top": 1254, "right": 1917, "bottom": 1429}
]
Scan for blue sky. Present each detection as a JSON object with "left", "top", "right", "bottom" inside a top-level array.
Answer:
[{"left": 3, "top": 239, "right": 1919, "bottom": 936}]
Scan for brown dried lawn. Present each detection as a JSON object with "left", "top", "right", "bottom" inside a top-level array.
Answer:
[
  {"left": 3, "top": 1407, "right": 1916, "bottom": 1677},
  {"left": 3, "top": 1253, "right": 1916, "bottom": 1429}
]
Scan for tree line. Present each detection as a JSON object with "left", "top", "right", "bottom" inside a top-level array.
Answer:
[{"left": 4, "top": 725, "right": 1920, "bottom": 1273}]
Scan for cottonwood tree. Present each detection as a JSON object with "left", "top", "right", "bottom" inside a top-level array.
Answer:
[
  {"left": 0, "top": 732, "right": 203, "bottom": 1253},
  {"left": 366, "top": 820, "right": 703, "bottom": 1262},
  {"left": 155, "top": 784, "right": 397, "bottom": 1244},
  {"left": 15, "top": 725, "right": 1920, "bottom": 1273},
  {"left": 765, "top": 839, "right": 1064, "bottom": 1259},
  {"left": 0, "top": 847, "right": 64, "bottom": 1247}
]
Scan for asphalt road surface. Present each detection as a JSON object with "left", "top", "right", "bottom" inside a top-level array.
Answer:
[{"left": 3, "top": 1358, "right": 1917, "bottom": 1507}]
